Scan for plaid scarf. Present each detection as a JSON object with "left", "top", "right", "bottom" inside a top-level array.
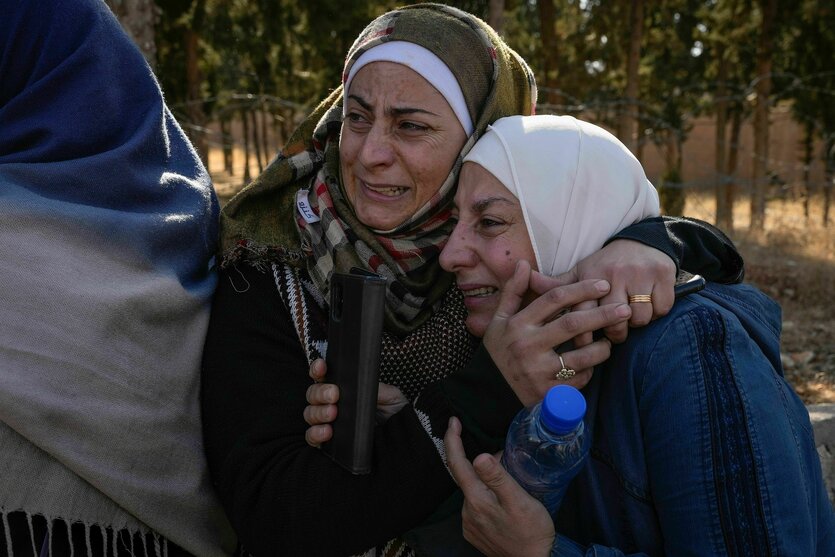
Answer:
[
  {"left": 221, "top": 3, "right": 537, "bottom": 334},
  {"left": 293, "top": 101, "right": 459, "bottom": 329}
]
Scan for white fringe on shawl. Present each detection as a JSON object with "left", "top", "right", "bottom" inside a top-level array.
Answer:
[{"left": 0, "top": 192, "right": 234, "bottom": 556}]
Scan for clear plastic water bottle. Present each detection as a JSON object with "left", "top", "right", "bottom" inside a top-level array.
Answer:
[{"left": 500, "top": 384, "right": 590, "bottom": 516}]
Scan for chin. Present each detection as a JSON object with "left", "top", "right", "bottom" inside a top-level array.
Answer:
[
  {"left": 465, "top": 315, "right": 488, "bottom": 338},
  {"left": 357, "top": 208, "right": 409, "bottom": 231}
]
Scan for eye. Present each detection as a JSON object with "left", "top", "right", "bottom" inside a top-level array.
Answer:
[
  {"left": 345, "top": 111, "right": 370, "bottom": 129},
  {"left": 479, "top": 217, "right": 504, "bottom": 228},
  {"left": 476, "top": 216, "right": 510, "bottom": 238},
  {"left": 399, "top": 121, "right": 429, "bottom": 132}
]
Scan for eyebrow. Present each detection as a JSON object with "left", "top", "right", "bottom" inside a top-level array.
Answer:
[
  {"left": 347, "top": 94, "right": 441, "bottom": 118},
  {"left": 471, "top": 196, "right": 516, "bottom": 214}
]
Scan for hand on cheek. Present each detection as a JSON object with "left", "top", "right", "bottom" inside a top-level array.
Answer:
[{"left": 484, "top": 262, "right": 629, "bottom": 407}]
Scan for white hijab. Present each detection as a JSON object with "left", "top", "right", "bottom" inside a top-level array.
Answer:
[{"left": 463, "top": 115, "right": 661, "bottom": 276}]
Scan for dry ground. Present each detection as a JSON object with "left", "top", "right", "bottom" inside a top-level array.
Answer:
[
  {"left": 210, "top": 149, "right": 835, "bottom": 404},
  {"left": 685, "top": 192, "right": 835, "bottom": 404}
]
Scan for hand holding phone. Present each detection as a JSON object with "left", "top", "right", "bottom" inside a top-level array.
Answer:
[{"left": 322, "top": 268, "right": 386, "bottom": 474}]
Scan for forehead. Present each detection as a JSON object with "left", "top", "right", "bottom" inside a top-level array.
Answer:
[
  {"left": 347, "top": 62, "right": 447, "bottom": 106},
  {"left": 455, "top": 162, "right": 516, "bottom": 208}
]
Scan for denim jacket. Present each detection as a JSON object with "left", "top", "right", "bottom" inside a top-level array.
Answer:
[{"left": 553, "top": 283, "right": 835, "bottom": 556}]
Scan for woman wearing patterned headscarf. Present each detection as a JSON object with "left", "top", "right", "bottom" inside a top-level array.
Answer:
[{"left": 202, "top": 4, "right": 743, "bottom": 556}]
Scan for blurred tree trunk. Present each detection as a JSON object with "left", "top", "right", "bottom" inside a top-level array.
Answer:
[
  {"left": 619, "top": 0, "right": 643, "bottom": 154},
  {"left": 251, "top": 110, "right": 264, "bottom": 174},
  {"left": 538, "top": 0, "right": 561, "bottom": 106},
  {"left": 659, "top": 131, "right": 685, "bottom": 215},
  {"left": 278, "top": 107, "right": 293, "bottom": 147},
  {"left": 825, "top": 138, "right": 833, "bottom": 226},
  {"left": 261, "top": 107, "right": 272, "bottom": 162},
  {"left": 241, "top": 108, "right": 251, "bottom": 186},
  {"left": 273, "top": 111, "right": 285, "bottom": 152},
  {"left": 750, "top": 0, "right": 777, "bottom": 231},
  {"left": 725, "top": 108, "right": 742, "bottom": 223},
  {"left": 802, "top": 123, "right": 814, "bottom": 222},
  {"left": 713, "top": 0, "right": 746, "bottom": 232},
  {"left": 220, "top": 117, "right": 233, "bottom": 175},
  {"left": 636, "top": 119, "right": 646, "bottom": 163},
  {"left": 104, "top": 0, "right": 157, "bottom": 68},
  {"left": 714, "top": 48, "right": 732, "bottom": 230},
  {"left": 184, "top": 0, "right": 208, "bottom": 166},
  {"left": 488, "top": 0, "right": 505, "bottom": 34}
]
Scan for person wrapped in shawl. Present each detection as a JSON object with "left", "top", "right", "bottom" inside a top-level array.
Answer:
[
  {"left": 202, "top": 3, "right": 744, "bottom": 556},
  {"left": 0, "top": 0, "right": 234, "bottom": 555}
]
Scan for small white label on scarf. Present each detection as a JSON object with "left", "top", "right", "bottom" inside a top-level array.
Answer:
[{"left": 296, "top": 189, "right": 320, "bottom": 223}]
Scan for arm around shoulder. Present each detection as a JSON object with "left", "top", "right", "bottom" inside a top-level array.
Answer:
[{"left": 610, "top": 216, "right": 744, "bottom": 283}]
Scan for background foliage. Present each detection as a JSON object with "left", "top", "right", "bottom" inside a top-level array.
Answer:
[
  {"left": 111, "top": 0, "right": 833, "bottom": 229},
  {"left": 105, "top": 0, "right": 835, "bottom": 400}
]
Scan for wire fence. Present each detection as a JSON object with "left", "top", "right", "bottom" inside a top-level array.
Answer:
[{"left": 169, "top": 72, "right": 835, "bottom": 229}]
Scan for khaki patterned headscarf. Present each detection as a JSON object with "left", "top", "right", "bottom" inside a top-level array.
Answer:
[{"left": 220, "top": 3, "right": 536, "bottom": 334}]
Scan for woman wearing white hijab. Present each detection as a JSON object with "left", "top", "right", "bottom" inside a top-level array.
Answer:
[
  {"left": 440, "top": 115, "right": 833, "bottom": 556},
  {"left": 460, "top": 115, "right": 660, "bottom": 276}
]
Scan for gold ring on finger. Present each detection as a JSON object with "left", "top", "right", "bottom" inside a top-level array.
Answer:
[
  {"left": 627, "top": 294, "right": 652, "bottom": 304},
  {"left": 555, "top": 353, "right": 576, "bottom": 381}
]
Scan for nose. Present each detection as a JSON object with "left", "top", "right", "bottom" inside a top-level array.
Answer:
[
  {"left": 440, "top": 221, "right": 478, "bottom": 273},
  {"left": 358, "top": 123, "right": 395, "bottom": 169}
]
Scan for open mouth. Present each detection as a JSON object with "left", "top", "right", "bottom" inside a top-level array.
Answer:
[
  {"left": 460, "top": 286, "right": 497, "bottom": 298},
  {"left": 364, "top": 181, "right": 408, "bottom": 197}
]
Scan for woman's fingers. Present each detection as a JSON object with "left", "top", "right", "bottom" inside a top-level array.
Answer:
[
  {"left": 553, "top": 338, "right": 612, "bottom": 390},
  {"left": 304, "top": 381, "right": 339, "bottom": 447},
  {"left": 558, "top": 338, "right": 612, "bottom": 370},
  {"left": 305, "top": 424, "right": 332, "bottom": 447},
  {"left": 305, "top": 382, "right": 339, "bottom": 405},
  {"left": 558, "top": 368, "right": 594, "bottom": 390},
  {"left": 649, "top": 281, "right": 675, "bottom": 321},
  {"left": 485, "top": 286, "right": 629, "bottom": 407},
  {"left": 449, "top": 423, "right": 556, "bottom": 557},
  {"left": 304, "top": 379, "right": 338, "bottom": 446},
  {"left": 376, "top": 383, "right": 408, "bottom": 422},
  {"left": 445, "top": 417, "right": 483, "bottom": 492},
  {"left": 489, "top": 303, "right": 625, "bottom": 406},
  {"left": 541, "top": 302, "right": 631, "bottom": 342},
  {"left": 492, "top": 260, "right": 532, "bottom": 322},
  {"left": 567, "top": 299, "right": 597, "bottom": 349},
  {"left": 377, "top": 383, "right": 405, "bottom": 406},
  {"left": 303, "top": 398, "right": 337, "bottom": 426},
  {"left": 515, "top": 279, "right": 612, "bottom": 326},
  {"left": 308, "top": 358, "right": 327, "bottom": 382},
  {"left": 604, "top": 279, "right": 672, "bottom": 342},
  {"left": 559, "top": 239, "right": 677, "bottom": 342},
  {"left": 530, "top": 267, "right": 577, "bottom": 293}
]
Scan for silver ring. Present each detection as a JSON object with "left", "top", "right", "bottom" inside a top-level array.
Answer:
[{"left": 555, "top": 353, "right": 576, "bottom": 380}]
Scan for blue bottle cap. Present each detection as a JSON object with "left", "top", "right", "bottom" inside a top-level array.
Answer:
[{"left": 540, "top": 385, "right": 586, "bottom": 434}]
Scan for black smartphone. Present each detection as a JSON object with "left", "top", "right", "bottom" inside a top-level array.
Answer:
[
  {"left": 322, "top": 268, "right": 387, "bottom": 474},
  {"left": 674, "top": 273, "right": 706, "bottom": 299}
]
